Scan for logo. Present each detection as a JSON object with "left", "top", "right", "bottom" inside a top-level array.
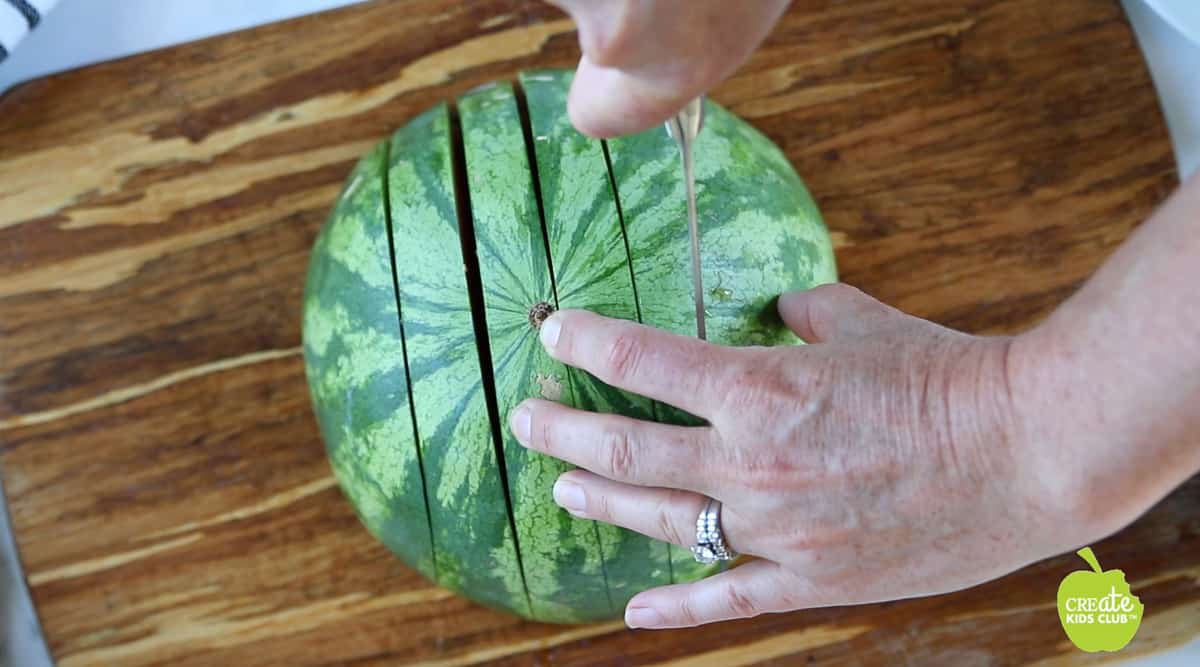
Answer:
[{"left": 1057, "top": 547, "right": 1144, "bottom": 652}]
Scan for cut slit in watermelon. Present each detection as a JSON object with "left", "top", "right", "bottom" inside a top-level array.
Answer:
[
  {"left": 458, "top": 81, "right": 614, "bottom": 622},
  {"left": 446, "top": 100, "right": 536, "bottom": 618},
  {"left": 518, "top": 70, "right": 677, "bottom": 608},
  {"left": 377, "top": 136, "right": 438, "bottom": 590},
  {"left": 303, "top": 142, "right": 438, "bottom": 585},
  {"left": 601, "top": 132, "right": 699, "bottom": 586},
  {"left": 513, "top": 79, "right": 620, "bottom": 620},
  {"left": 384, "top": 105, "right": 530, "bottom": 618},
  {"left": 597, "top": 135, "right": 680, "bottom": 589}
]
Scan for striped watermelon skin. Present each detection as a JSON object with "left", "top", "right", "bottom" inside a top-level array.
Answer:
[{"left": 301, "top": 70, "right": 837, "bottom": 624}]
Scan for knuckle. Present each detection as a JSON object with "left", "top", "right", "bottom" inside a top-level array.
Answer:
[
  {"left": 781, "top": 527, "right": 854, "bottom": 568},
  {"left": 740, "top": 466, "right": 785, "bottom": 494},
  {"left": 720, "top": 359, "right": 782, "bottom": 413},
  {"left": 723, "top": 583, "right": 761, "bottom": 620},
  {"left": 719, "top": 366, "right": 758, "bottom": 411},
  {"left": 819, "top": 282, "right": 863, "bottom": 304},
  {"left": 733, "top": 450, "right": 802, "bottom": 494},
  {"left": 654, "top": 492, "right": 691, "bottom": 546},
  {"left": 655, "top": 510, "right": 684, "bottom": 547},
  {"left": 803, "top": 283, "right": 861, "bottom": 340},
  {"left": 536, "top": 415, "right": 558, "bottom": 455},
  {"left": 592, "top": 488, "right": 615, "bottom": 522},
  {"left": 718, "top": 356, "right": 830, "bottom": 439},
  {"left": 601, "top": 330, "right": 645, "bottom": 384},
  {"left": 599, "top": 426, "right": 638, "bottom": 480}
]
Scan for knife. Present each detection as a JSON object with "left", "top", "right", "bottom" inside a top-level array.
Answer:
[{"left": 664, "top": 97, "right": 707, "bottom": 340}]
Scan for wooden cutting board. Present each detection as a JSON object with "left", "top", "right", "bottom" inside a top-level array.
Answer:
[{"left": 0, "top": 0, "right": 1193, "bottom": 665}]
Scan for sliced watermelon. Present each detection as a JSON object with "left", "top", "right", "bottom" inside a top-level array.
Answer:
[{"left": 301, "top": 70, "right": 837, "bottom": 623}]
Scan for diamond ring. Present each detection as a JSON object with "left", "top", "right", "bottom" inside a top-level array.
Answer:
[{"left": 691, "top": 497, "right": 737, "bottom": 564}]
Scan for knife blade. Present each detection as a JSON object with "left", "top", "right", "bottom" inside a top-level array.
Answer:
[{"left": 665, "top": 97, "right": 707, "bottom": 340}]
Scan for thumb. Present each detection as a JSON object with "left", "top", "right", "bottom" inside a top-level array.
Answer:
[
  {"left": 547, "top": 0, "right": 694, "bottom": 137},
  {"left": 778, "top": 283, "right": 911, "bottom": 343},
  {"left": 546, "top": 0, "right": 790, "bottom": 138},
  {"left": 566, "top": 54, "right": 694, "bottom": 138}
]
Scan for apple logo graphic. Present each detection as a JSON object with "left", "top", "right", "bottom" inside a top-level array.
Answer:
[{"left": 1057, "top": 547, "right": 1144, "bottom": 652}]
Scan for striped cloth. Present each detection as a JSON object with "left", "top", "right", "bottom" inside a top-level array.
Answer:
[{"left": 0, "top": 0, "right": 57, "bottom": 61}]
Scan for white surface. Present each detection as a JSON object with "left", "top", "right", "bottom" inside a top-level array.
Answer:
[
  {"left": 1144, "top": 0, "right": 1200, "bottom": 43},
  {"left": 25, "top": 0, "right": 58, "bottom": 13},
  {"left": 0, "top": 0, "right": 59, "bottom": 54},
  {"left": 0, "top": 1, "right": 1197, "bottom": 666},
  {"left": 1123, "top": 638, "right": 1200, "bottom": 667},
  {"left": 1127, "top": 0, "right": 1200, "bottom": 179},
  {"left": 0, "top": 2, "right": 30, "bottom": 53},
  {"left": 0, "top": 0, "right": 368, "bottom": 92}
]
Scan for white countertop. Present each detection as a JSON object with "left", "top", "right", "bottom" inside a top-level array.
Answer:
[{"left": 0, "top": 2, "right": 1197, "bottom": 666}]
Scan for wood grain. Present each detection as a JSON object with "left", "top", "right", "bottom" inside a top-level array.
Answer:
[{"left": 0, "top": 0, "right": 1192, "bottom": 665}]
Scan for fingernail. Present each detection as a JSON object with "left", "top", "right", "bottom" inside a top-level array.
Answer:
[
  {"left": 552, "top": 479, "right": 586, "bottom": 513},
  {"left": 540, "top": 314, "right": 562, "bottom": 350},
  {"left": 625, "top": 606, "right": 663, "bottom": 629},
  {"left": 510, "top": 405, "right": 531, "bottom": 444}
]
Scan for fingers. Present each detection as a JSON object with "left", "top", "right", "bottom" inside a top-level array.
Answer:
[
  {"left": 547, "top": 0, "right": 791, "bottom": 137},
  {"left": 539, "top": 309, "right": 737, "bottom": 418},
  {"left": 624, "top": 559, "right": 824, "bottom": 629},
  {"left": 510, "top": 398, "right": 718, "bottom": 492},
  {"left": 778, "top": 283, "right": 911, "bottom": 343},
  {"left": 552, "top": 469, "right": 752, "bottom": 553}
]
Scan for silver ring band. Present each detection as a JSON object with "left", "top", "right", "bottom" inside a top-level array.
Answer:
[{"left": 691, "top": 498, "right": 737, "bottom": 563}]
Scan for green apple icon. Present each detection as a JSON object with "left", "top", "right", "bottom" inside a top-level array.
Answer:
[{"left": 1057, "top": 547, "right": 1144, "bottom": 652}]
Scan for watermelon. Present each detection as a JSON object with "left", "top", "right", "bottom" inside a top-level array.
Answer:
[{"left": 302, "top": 69, "right": 837, "bottom": 624}]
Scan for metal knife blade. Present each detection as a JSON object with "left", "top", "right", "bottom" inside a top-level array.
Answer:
[{"left": 665, "top": 97, "right": 707, "bottom": 340}]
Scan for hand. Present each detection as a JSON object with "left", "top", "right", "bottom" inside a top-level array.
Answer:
[
  {"left": 508, "top": 284, "right": 1090, "bottom": 628},
  {"left": 546, "top": 0, "right": 790, "bottom": 137}
]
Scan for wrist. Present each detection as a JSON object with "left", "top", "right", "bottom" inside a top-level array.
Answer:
[
  {"left": 1005, "top": 174, "right": 1200, "bottom": 551},
  {"left": 974, "top": 336, "right": 1089, "bottom": 551},
  {"left": 1007, "top": 321, "right": 1198, "bottom": 550},
  {"left": 1004, "top": 328, "right": 1115, "bottom": 551}
]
